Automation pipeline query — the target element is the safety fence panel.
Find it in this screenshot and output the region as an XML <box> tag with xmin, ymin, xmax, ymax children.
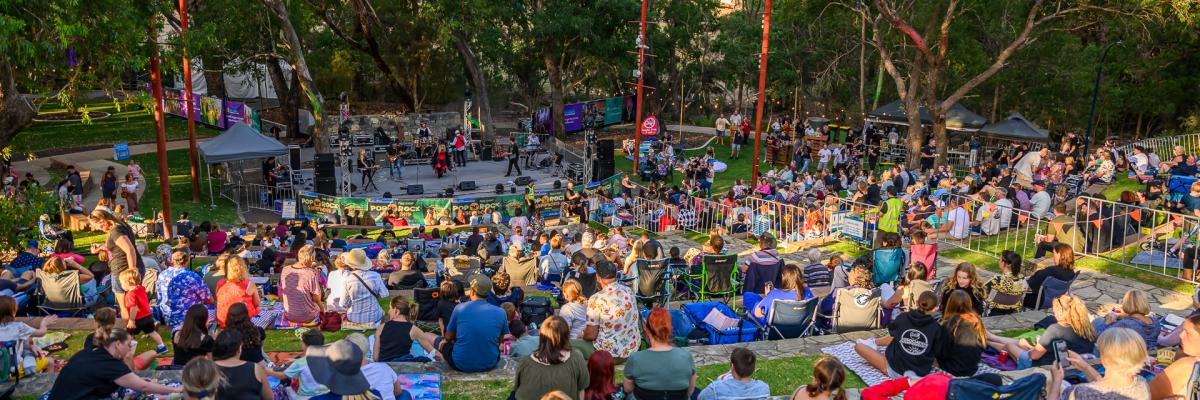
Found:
<box><xmin>931</xmin><ymin>193</ymin><xmax>1049</xmax><ymax>264</ymax></box>
<box><xmin>1070</xmin><ymin>195</ymin><xmax>1200</xmax><ymax>281</ymax></box>
<box><xmin>227</xmin><ymin>183</ymin><xmax>297</xmax><ymax>214</ymax></box>
<box><xmin>591</xmin><ymin>197</ymin><xmax>681</xmax><ymax>235</ymax></box>
<box><xmin>1115</xmin><ymin>134</ymin><xmax>1200</xmax><ymax>163</ymax></box>
<box><xmin>823</xmin><ymin>196</ymin><xmax>879</xmax><ymax>248</ymax></box>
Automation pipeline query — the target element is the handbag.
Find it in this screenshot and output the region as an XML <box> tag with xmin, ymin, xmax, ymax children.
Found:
<box><xmin>351</xmin><ymin>272</ymin><xmax>382</xmax><ymax>300</ymax></box>
<box><xmin>319</xmin><ymin>311</ymin><xmax>342</xmax><ymax>332</ymax></box>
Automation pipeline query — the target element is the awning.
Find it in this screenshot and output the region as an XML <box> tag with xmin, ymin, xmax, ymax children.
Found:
<box><xmin>866</xmin><ymin>100</ymin><xmax>988</xmax><ymax>131</ymax></box>
<box><xmin>979</xmin><ymin>113</ymin><xmax>1051</xmax><ymax>143</ymax></box>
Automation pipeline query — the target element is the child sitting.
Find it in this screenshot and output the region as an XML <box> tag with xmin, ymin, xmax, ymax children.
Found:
<box><xmin>282</xmin><ymin>329</ymin><xmax>330</xmax><ymax>398</ymax></box>
<box><xmin>698</xmin><ymin>348</ymin><xmax>770</xmax><ymax>399</ymax></box>
<box><xmin>119</xmin><ymin>269</ymin><xmax>168</xmax><ymax>354</ymax></box>
<box><xmin>508</xmin><ymin>320</ymin><xmax>537</xmax><ymax>359</ymax></box>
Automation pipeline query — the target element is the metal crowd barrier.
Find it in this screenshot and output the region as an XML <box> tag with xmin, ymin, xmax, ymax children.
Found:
<box><xmin>1115</xmin><ymin>134</ymin><xmax>1200</xmax><ymax>162</ymax></box>
<box><xmin>228</xmin><ymin>183</ymin><xmax>297</xmax><ymax>214</ymax></box>
<box><xmin>931</xmin><ymin>192</ymin><xmax>1049</xmax><ymax>263</ymax></box>
<box><xmin>822</xmin><ymin>196</ymin><xmax>879</xmax><ymax>248</ymax></box>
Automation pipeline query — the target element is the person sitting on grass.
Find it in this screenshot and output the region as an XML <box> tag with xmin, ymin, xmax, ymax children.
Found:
<box><xmin>281</xmin><ymin>329</ymin><xmax>330</xmax><ymax>398</ymax></box>
<box><xmin>437</xmin><ymin>274</ymin><xmax>510</xmax><ymax>372</ymax></box>
<box><xmin>1092</xmin><ymin>289</ymin><xmax>1162</xmax><ymax>352</ymax></box>
<box><xmin>854</xmin><ymin>291</ymin><xmax>943</xmax><ymax>379</ymax></box>
<box><xmin>48</xmin><ymin>328</ymin><xmax>181</xmax><ymax>400</ymax></box>
<box><xmin>171</xmin><ymin>305</ymin><xmax>215</xmax><ymax>368</ymax></box>
<box><xmin>512</xmin><ymin>316</ymin><xmax>590</xmax><ymax>400</ymax></box>
<box><xmin>180</xmin><ymin>358</ymin><xmax>223</xmax><ymax>400</ymax></box>
<box><xmin>346</xmin><ymin>333</ymin><xmax>404</xmax><ymax>400</ymax></box>
<box><xmin>119</xmin><ymin>269</ymin><xmax>168</xmax><ymax>354</ymax></box>
<box><xmin>216</xmin><ymin>256</ymin><xmax>261</xmax><ymax>327</ymax></box>
<box><xmin>487</xmin><ymin>271</ymin><xmax>525</xmax><ymax>308</ymax></box>
<box><xmin>697</xmin><ymin>347</ymin><xmax>770</xmax><ymax>400</ymax></box>
<box><xmin>226</xmin><ymin>303</ymin><xmax>287</xmax><ymax>381</ymax></box>
<box><xmin>791</xmin><ymin>357</ymin><xmax>848</xmax><ymax>400</ymax></box>
<box><xmin>937</xmin><ymin>290</ymin><xmax>987</xmax><ymax>377</ymax></box>
<box><xmin>987</xmin><ymin>294</ymin><xmax>1095</xmax><ymax>369</ymax></box>
<box><xmin>508</xmin><ymin>319</ymin><xmax>538</xmax><ymax>359</ymax></box>
<box><xmin>212</xmin><ymin>330</ymin><xmax>273</xmax><ymax>400</ymax></box>
<box><xmin>373</xmin><ymin>296</ymin><xmax>437</xmax><ymax>362</ymax></box>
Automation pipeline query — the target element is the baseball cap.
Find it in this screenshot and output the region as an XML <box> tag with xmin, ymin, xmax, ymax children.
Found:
<box><xmin>468</xmin><ymin>274</ymin><xmax>493</xmax><ymax>296</ymax></box>
<box><xmin>26</xmin><ymin>240</ymin><xmax>38</xmax><ymax>249</ymax></box>
<box><xmin>595</xmin><ymin>261</ymin><xmax>619</xmax><ymax>280</ymax></box>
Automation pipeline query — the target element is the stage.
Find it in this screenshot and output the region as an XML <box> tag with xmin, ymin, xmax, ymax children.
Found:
<box><xmin>289</xmin><ymin>147</ymin><xmax>568</xmax><ymax>199</ymax></box>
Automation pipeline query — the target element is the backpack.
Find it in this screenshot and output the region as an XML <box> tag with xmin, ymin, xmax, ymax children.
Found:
<box><xmin>520</xmin><ymin>296</ymin><xmax>553</xmax><ymax>326</ymax></box>
<box><xmin>945</xmin><ymin>373</ymin><xmax>1045</xmax><ymax>400</ymax></box>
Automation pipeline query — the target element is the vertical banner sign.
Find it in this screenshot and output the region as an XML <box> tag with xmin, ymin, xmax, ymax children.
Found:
<box><xmin>563</xmin><ymin>103</ymin><xmax>584</xmax><ymax>133</ymax></box>
<box><xmin>584</xmin><ymin>100</ymin><xmax>607</xmax><ymax>128</ymax></box>
<box><xmin>604</xmin><ymin>98</ymin><xmax>623</xmax><ymax>125</ymax></box>
<box><xmin>281</xmin><ymin>200</ymin><xmax>297</xmax><ymax>219</ymax></box>
<box><xmin>199</xmin><ymin>96</ymin><xmax>225</xmax><ymax>128</ymax></box>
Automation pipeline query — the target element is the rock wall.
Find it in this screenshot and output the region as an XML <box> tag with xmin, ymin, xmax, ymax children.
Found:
<box><xmin>324</xmin><ymin>112</ymin><xmax>463</xmax><ymax>138</ymax></box>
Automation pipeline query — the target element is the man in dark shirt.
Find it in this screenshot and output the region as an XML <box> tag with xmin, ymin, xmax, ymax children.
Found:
<box><xmin>505</xmin><ymin>141</ymin><xmax>522</xmax><ymax>177</ymax></box>
<box><xmin>1172</xmin><ymin>156</ymin><xmax>1199</xmax><ymax>177</ymax></box>
<box><xmin>8</xmin><ymin>240</ymin><xmax>45</xmax><ymax>276</ymax></box>
<box><xmin>920</xmin><ymin>139</ymin><xmax>936</xmax><ymax>170</ymax></box>
<box><xmin>464</xmin><ymin>227</ymin><xmax>486</xmax><ymax>257</ymax></box>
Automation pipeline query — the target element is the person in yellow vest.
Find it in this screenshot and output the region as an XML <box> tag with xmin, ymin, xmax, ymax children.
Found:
<box><xmin>878</xmin><ymin>186</ymin><xmax>905</xmax><ymax>236</ymax></box>
<box><xmin>525</xmin><ymin>181</ymin><xmax>537</xmax><ymax>216</ymax></box>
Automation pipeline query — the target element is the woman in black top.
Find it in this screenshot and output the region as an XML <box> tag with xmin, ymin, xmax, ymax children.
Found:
<box><xmin>1023</xmin><ymin>243</ymin><xmax>1077</xmax><ymax>308</ymax></box>
<box><xmin>49</xmin><ymin>329</ymin><xmax>180</xmax><ymax>400</ymax></box>
<box><xmin>374</xmin><ymin>296</ymin><xmax>436</xmax><ymax>362</ymax></box>
<box><xmin>435</xmin><ymin>281</ymin><xmax>461</xmax><ymax>334</ymax></box>
<box><xmin>173</xmin><ymin>304</ymin><xmax>215</xmax><ymax>367</ymax></box>
<box><xmin>938</xmin><ymin>290</ymin><xmax>986</xmax><ymax>376</ymax></box>
<box><xmin>212</xmin><ymin>330</ymin><xmax>272</xmax><ymax>400</ymax></box>
<box><xmin>101</xmin><ymin>168</ymin><xmax>118</xmax><ymax>201</ymax></box>
<box><xmin>89</xmin><ymin>209</ymin><xmax>145</xmax><ymax>319</ymax></box>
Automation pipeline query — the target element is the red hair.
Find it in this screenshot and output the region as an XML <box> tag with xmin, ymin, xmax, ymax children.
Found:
<box><xmin>584</xmin><ymin>350</ymin><xmax>618</xmax><ymax>400</ymax></box>
<box><xmin>644</xmin><ymin>307</ymin><xmax>673</xmax><ymax>344</ymax></box>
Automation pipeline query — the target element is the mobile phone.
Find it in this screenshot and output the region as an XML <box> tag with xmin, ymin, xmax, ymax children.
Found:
<box><xmin>1053</xmin><ymin>340</ymin><xmax>1069</xmax><ymax>365</ymax></box>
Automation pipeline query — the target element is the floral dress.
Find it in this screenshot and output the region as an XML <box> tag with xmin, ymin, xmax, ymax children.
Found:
<box><xmin>159</xmin><ymin>267</ymin><xmax>211</xmax><ymax>330</ymax></box>
<box><xmin>586</xmin><ymin>283</ymin><xmax>639</xmax><ymax>358</ymax></box>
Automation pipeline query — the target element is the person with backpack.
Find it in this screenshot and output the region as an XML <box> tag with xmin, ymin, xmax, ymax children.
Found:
<box><xmin>854</xmin><ymin>291</ymin><xmax>943</xmax><ymax>378</ymax></box>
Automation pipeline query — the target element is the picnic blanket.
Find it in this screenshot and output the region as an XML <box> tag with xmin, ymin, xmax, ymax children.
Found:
<box><xmin>1131</xmin><ymin>250</ymin><xmax>1184</xmax><ymax>270</ymax></box>
<box><xmin>397</xmin><ymin>374</ymin><xmax>442</xmax><ymax>399</ymax></box>
<box><xmin>821</xmin><ymin>341</ymin><xmax>1002</xmax><ymax>386</ymax></box>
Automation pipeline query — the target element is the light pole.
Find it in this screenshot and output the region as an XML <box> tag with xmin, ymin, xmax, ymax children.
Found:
<box><xmin>1082</xmin><ymin>40</ymin><xmax>1122</xmax><ymax>159</ymax></box>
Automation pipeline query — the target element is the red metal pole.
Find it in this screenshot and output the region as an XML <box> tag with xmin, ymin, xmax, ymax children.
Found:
<box><xmin>750</xmin><ymin>0</ymin><xmax>772</xmax><ymax>182</ymax></box>
<box><xmin>180</xmin><ymin>0</ymin><xmax>200</xmax><ymax>202</ymax></box>
<box><xmin>633</xmin><ymin>0</ymin><xmax>648</xmax><ymax>173</ymax></box>
<box><xmin>149</xmin><ymin>32</ymin><xmax>173</xmax><ymax>236</ymax></box>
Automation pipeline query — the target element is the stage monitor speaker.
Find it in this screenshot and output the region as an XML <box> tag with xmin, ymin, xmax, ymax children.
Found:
<box><xmin>314</xmin><ymin>153</ymin><xmax>336</xmax><ymax>180</ymax></box>
<box><xmin>289</xmin><ymin>146</ymin><xmax>302</xmax><ymax>170</ymax></box>
<box><xmin>514</xmin><ymin>176</ymin><xmax>532</xmax><ymax>186</ymax></box>
<box><xmin>458</xmin><ymin>181</ymin><xmax>477</xmax><ymax>191</ymax></box>
<box><xmin>553</xmin><ymin>180</ymin><xmax>562</xmax><ymax>189</ymax></box>
<box><xmin>592</xmin><ymin>160</ymin><xmax>615</xmax><ymax>181</ymax></box>
<box><xmin>315</xmin><ymin>177</ymin><xmax>337</xmax><ymax>196</ymax></box>
<box><xmin>495</xmin><ymin>184</ymin><xmax>505</xmax><ymax>194</ymax></box>
<box><xmin>596</xmin><ymin>140</ymin><xmax>615</xmax><ymax>161</ymax></box>
<box><xmin>406</xmin><ymin>185</ymin><xmax>424</xmax><ymax>195</ymax></box>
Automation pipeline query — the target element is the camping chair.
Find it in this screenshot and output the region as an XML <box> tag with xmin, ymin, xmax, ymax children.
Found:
<box><xmin>871</xmin><ymin>247</ymin><xmax>905</xmax><ymax>285</ymax></box>
<box><xmin>825</xmin><ymin>287</ymin><xmax>881</xmax><ymax>333</ymax></box>
<box><xmin>908</xmin><ymin>243</ymin><xmax>938</xmax><ymax>280</ymax></box>
<box><xmin>497</xmin><ymin>256</ymin><xmax>537</xmax><ymax>287</ymax></box>
<box><xmin>1035</xmin><ymin>273</ymin><xmax>1076</xmax><ymax>310</ymax></box>
<box><xmin>406</xmin><ymin>238</ymin><xmax>426</xmax><ymax>256</ymax></box>
<box><xmin>764</xmin><ymin>298</ymin><xmax>819</xmax><ymax>340</ymax></box>
<box><xmin>987</xmin><ymin>287</ymin><xmax>1026</xmax><ymax>316</ymax></box>
<box><xmin>901</xmin><ymin>280</ymin><xmax>933</xmax><ymax>312</ymax></box>
<box><xmin>946</xmin><ymin>371</ymin><xmax>1046</xmax><ymax>400</ymax></box>
<box><xmin>629</xmin><ymin>258</ymin><xmax>671</xmax><ymax>309</ymax></box>
<box><xmin>695</xmin><ymin>254</ymin><xmax>739</xmax><ymax>303</ymax></box>
<box><xmin>34</xmin><ymin>271</ymin><xmax>94</xmax><ymax>317</ymax></box>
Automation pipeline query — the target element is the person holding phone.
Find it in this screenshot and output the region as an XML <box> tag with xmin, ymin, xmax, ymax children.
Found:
<box><xmin>987</xmin><ymin>294</ymin><xmax>1096</xmax><ymax>369</ymax></box>
<box><xmin>1047</xmin><ymin>327</ymin><xmax>1151</xmax><ymax>400</ymax></box>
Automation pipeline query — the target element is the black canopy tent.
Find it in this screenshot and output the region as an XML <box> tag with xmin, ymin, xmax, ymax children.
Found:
<box><xmin>864</xmin><ymin>100</ymin><xmax>988</xmax><ymax>131</ymax></box>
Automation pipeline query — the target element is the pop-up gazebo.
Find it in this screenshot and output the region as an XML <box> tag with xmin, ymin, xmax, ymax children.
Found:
<box><xmin>199</xmin><ymin>122</ymin><xmax>288</xmax><ymax>206</ymax></box>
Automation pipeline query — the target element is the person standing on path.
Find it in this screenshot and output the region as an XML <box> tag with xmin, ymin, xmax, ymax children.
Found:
<box><xmin>120</xmin><ymin>173</ymin><xmax>139</xmax><ymax>214</ymax></box>
<box><xmin>715</xmin><ymin>114</ymin><xmax>730</xmax><ymax>145</ymax></box>
<box><xmin>506</xmin><ymin>140</ymin><xmax>522</xmax><ymax>177</ymax></box>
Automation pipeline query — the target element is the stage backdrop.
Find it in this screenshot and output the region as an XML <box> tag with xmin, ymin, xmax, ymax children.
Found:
<box><xmin>297</xmin><ymin>174</ymin><xmax>623</xmax><ymax>225</ymax></box>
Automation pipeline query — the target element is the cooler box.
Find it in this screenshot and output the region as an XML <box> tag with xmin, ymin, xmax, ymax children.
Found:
<box><xmin>682</xmin><ymin>302</ymin><xmax>759</xmax><ymax>344</ymax></box>
<box><xmin>344</xmin><ymin>242</ymin><xmax>385</xmax><ymax>259</ymax></box>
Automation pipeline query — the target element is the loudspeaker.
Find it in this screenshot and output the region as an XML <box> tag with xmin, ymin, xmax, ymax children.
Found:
<box><xmin>596</xmin><ymin>140</ymin><xmax>615</xmax><ymax>161</ymax></box>
<box><xmin>458</xmin><ymin>181</ymin><xmax>476</xmax><ymax>191</ymax></box>
<box><xmin>514</xmin><ymin>176</ymin><xmax>532</xmax><ymax>186</ymax></box>
<box><xmin>383</xmin><ymin>192</ymin><xmax>393</xmax><ymax>198</ymax></box>
<box><xmin>315</xmin><ymin>177</ymin><xmax>337</xmax><ymax>196</ymax></box>
<box><xmin>480</xmin><ymin>146</ymin><xmax>493</xmax><ymax>161</ymax></box>
<box><xmin>406</xmin><ymin>184</ymin><xmax>424</xmax><ymax>195</ymax></box>
<box><xmin>314</xmin><ymin>153</ymin><xmax>336</xmax><ymax>180</ymax></box>
<box><xmin>592</xmin><ymin>160</ymin><xmax>615</xmax><ymax>181</ymax></box>
<box><xmin>289</xmin><ymin>146</ymin><xmax>302</xmax><ymax>170</ymax></box>
<box><xmin>495</xmin><ymin>184</ymin><xmax>505</xmax><ymax>194</ymax></box>
<box><xmin>553</xmin><ymin>180</ymin><xmax>562</xmax><ymax>189</ymax></box>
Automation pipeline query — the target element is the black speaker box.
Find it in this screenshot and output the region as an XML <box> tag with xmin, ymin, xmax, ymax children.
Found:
<box><xmin>592</xmin><ymin>160</ymin><xmax>615</xmax><ymax>181</ymax></box>
<box><xmin>458</xmin><ymin>181</ymin><xmax>477</xmax><ymax>191</ymax></box>
<box><xmin>315</xmin><ymin>177</ymin><xmax>337</xmax><ymax>196</ymax></box>
<box><xmin>495</xmin><ymin>184</ymin><xmax>505</xmax><ymax>194</ymax></box>
<box><xmin>514</xmin><ymin>176</ymin><xmax>532</xmax><ymax>186</ymax></box>
<box><xmin>596</xmin><ymin>140</ymin><xmax>615</xmax><ymax>161</ymax></box>
<box><xmin>406</xmin><ymin>184</ymin><xmax>424</xmax><ymax>195</ymax></box>
<box><xmin>289</xmin><ymin>146</ymin><xmax>302</xmax><ymax>170</ymax></box>
<box><xmin>314</xmin><ymin>153</ymin><xmax>336</xmax><ymax>179</ymax></box>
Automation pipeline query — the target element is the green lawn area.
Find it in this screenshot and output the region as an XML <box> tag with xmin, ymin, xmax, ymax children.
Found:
<box><xmin>443</xmin><ymin>354</ymin><xmax>867</xmax><ymax>400</ymax></box>
<box><xmin>1100</xmin><ymin>175</ymin><xmax>1143</xmax><ymax>200</ymax></box>
<box><xmin>124</xmin><ymin>149</ymin><xmax>240</xmax><ymax>225</ymax></box>
<box><xmin>615</xmin><ymin>142</ymin><xmax>757</xmax><ymax>195</ymax></box>
<box><xmin>14</xmin><ymin>99</ymin><xmax>221</xmax><ymax>155</ymax></box>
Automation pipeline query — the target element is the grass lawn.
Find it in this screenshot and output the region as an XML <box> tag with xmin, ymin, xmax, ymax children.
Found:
<box><xmin>443</xmin><ymin>354</ymin><xmax>867</xmax><ymax>400</ymax></box>
<box><xmin>14</xmin><ymin>99</ymin><xmax>221</xmax><ymax>155</ymax></box>
<box><xmin>124</xmin><ymin>149</ymin><xmax>240</xmax><ymax>225</ymax></box>
<box><xmin>615</xmin><ymin>142</ymin><xmax>758</xmax><ymax>195</ymax></box>
<box><xmin>1100</xmin><ymin>175</ymin><xmax>1143</xmax><ymax>200</ymax></box>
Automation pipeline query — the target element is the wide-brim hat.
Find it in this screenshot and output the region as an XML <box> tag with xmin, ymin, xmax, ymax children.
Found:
<box><xmin>343</xmin><ymin>248</ymin><xmax>371</xmax><ymax>270</ymax></box>
<box><xmin>306</xmin><ymin>339</ymin><xmax>370</xmax><ymax>395</ymax></box>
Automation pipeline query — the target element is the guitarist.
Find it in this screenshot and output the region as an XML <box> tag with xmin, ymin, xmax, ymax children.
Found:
<box><xmin>386</xmin><ymin>142</ymin><xmax>403</xmax><ymax>180</ymax></box>
<box><xmin>357</xmin><ymin>149</ymin><xmax>381</xmax><ymax>192</ymax></box>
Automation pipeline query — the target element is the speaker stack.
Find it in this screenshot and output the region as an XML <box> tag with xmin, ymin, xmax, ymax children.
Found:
<box><xmin>592</xmin><ymin>139</ymin><xmax>615</xmax><ymax>181</ymax></box>
<box><xmin>314</xmin><ymin>153</ymin><xmax>337</xmax><ymax>195</ymax></box>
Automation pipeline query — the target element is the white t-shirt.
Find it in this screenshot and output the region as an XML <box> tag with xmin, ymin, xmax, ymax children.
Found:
<box><xmin>946</xmin><ymin>207</ymin><xmax>971</xmax><ymax>239</ymax></box>
<box><xmin>0</xmin><ymin>322</ymin><xmax>35</xmax><ymax>343</ymax></box>
<box><xmin>818</xmin><ymin>149</ymin><xmax>832</xmax><ymax>162</ymax></box>
<box><xmin>730</xmin><ymin>114</ymin><xmax>742</xmax><ymax>126</ymax></box>
<box><xmin>362</xmin><ymin>362</ymin><xmax>398</xmax><ymax>400</ymax></box>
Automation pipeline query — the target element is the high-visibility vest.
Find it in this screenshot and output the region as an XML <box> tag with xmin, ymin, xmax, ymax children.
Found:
<box><xmin>879</xmin><ymin>197</ymin><xmax>904</xmax><ymax>233</ymax></box>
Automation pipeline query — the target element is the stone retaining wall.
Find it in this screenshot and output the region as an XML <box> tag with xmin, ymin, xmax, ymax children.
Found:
<box><xmin>324</xmin><ymin>113</ymin><xmax>463</xmax><ymax>138</ymax></box>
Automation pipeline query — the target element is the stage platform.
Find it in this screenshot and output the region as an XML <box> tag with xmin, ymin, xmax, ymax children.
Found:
<box><xmin>292</xmin><ymin>157</ymin><xmax>567</xmax><ymax>199</ymax></box>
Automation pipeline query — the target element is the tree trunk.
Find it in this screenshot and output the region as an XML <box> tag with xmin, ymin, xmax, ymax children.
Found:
<box><xmin>932</xmin><ymin>117</ymin><xmax>949</xmax><ymax>166</ymax></box>
<box><xmin>0</xmin><ymin>63</ymin><xmax>36</xmax><ymax>153</ymax></box>
<box><xmin>990</xmin><ymin>83</ymin><xmax>1000</xmax><ymax>122</ymax></box>
<box><xmin>858</xmin><ymin>13</ymin><xmax>866</xmax><ymax>116</ymax></box>
<box><xmin>266</xmin><ymin>59</ymin><xmax>300</xmax><ymax>138</ymax></box>
<box><xmin>451</xmin><ymin>30</ymin><xmax>493</xmax><ymax>141</ymax></box>
<box><xmin>902</xmin><ymin>96</ymin><xmax>924</xmax><ymax>170</ymax></box>
<box><xmin>262</xmin><ymin>0</ymin><xmax>328</xmax><ymax>154</ymax></box>
<box><xmin>542</xmin><ymin>47</ymin><xmax>566</xmax><ymax>137</ymax></box>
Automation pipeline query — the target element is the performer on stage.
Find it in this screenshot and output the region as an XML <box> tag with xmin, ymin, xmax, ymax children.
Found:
<box><xmin>416</xmin><ymin>122</ymin><xmax>432</xmax><ymax>140</ymax></box>
<box><xmin>357</xmin><ymin>149</ymin><xmax>379</xmax><ymax>191</ymax></box>
<box><xmin>386</xmin><ymin>142</ymin><xmax>403</xmax><ymax>180</ymax></box>
<box><xmin>452</xmin><ymin>129</ymin><xmax>468</xmax><ymax>167</ymax></box>
<box><xmin>505</xmin><ymin>140</ymin><xmax>522</xmax><ymax>177</ymax></box>
<box><xmin>433</xmin><ymin>144</ymin><xmax>452</xmax><ymax>178</ymax></box>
